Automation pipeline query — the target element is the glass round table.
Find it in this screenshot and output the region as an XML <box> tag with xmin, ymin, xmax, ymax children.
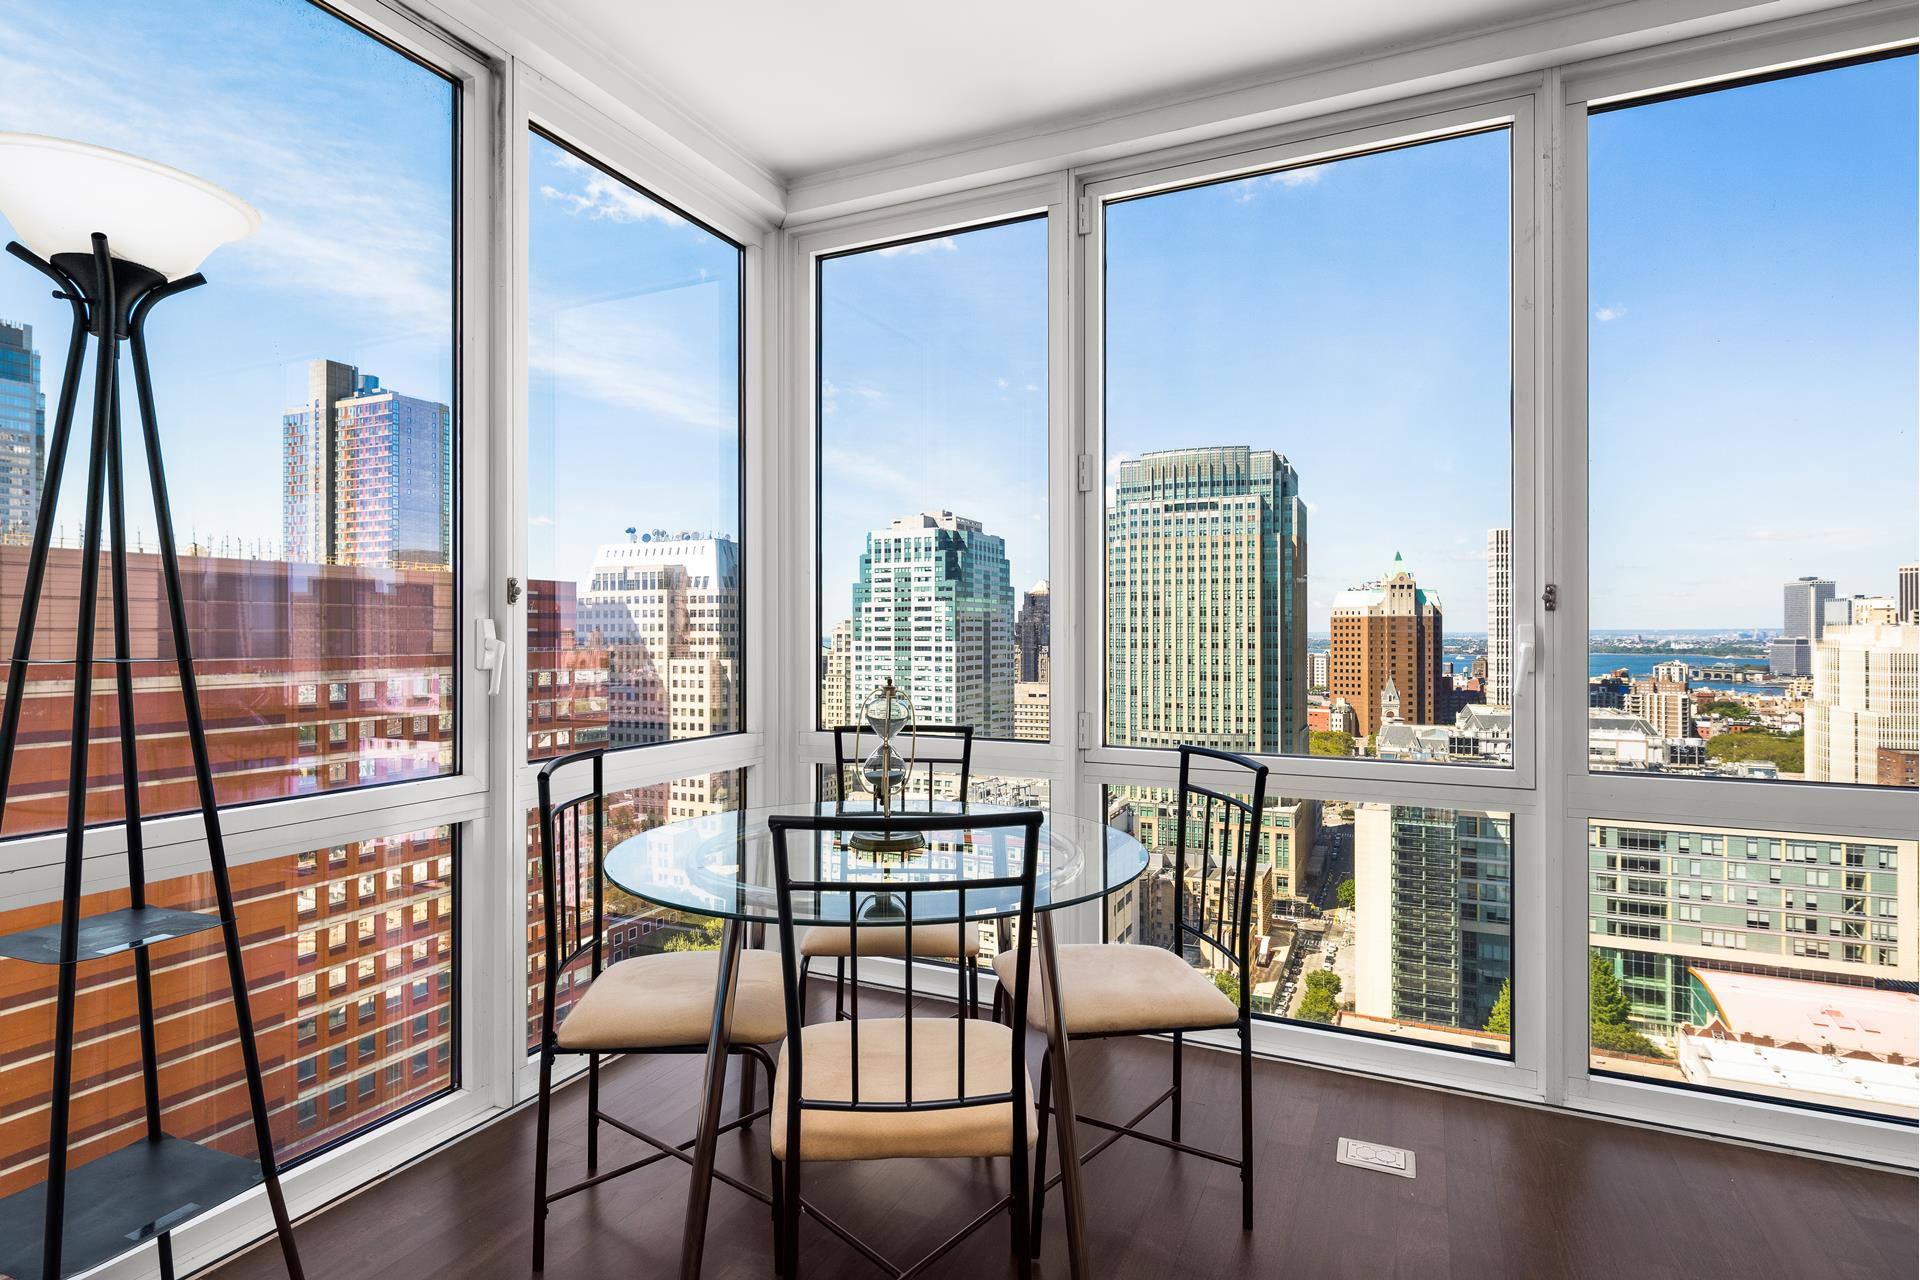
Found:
<box><xmin>603</xmin><ymin>800</ymin><xmax>1151</xmax><ymax>926</ymax></box>
<box><xmin>603</xmin><ymin>801</ymin><xmax>1146</xmax><ymax>1280</ymax></box>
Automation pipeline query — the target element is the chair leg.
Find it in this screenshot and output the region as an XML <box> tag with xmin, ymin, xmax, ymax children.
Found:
<box><xmin>990</xmin><ymin>979</ymin><xmax>1004</xmax><ymax>1025</ymax></box>
<box><xmin>834</xmin><ymin>956</ymin><xmax>846</xmax><ymax>1021</ymax></box>
<box><xmin>1240</xmin><ymin>1020</ymin><xmax>1254</xmax><ymax>1231</ymax></box>
<box><xmin>784</xmin><ymin>1152</ymin><xmax>804</xmax><ymax>1277</ymax></box>
<box><xmin>968</xmin><ymin>956</ymin><xmax>980</xmax><ymax>1019</ymax></box>
<box><xmin>1010</xmin><ymin>1118</ymin><xmax>1032</xmax><ymax>1277</ymax></box>
<box><xmin>770</xmin><ymin>1156</ymin><xmax>785</xmax><ymax>1276</ymax></box>
<box><xmin>736</xmin><ymin>1049</ymin><xmax>755</xmax><ymax>1131</ymax></box>
<box><xmin>1029</xmin><ymin>1050</ymin><xmax>1051</xmax><ymax>1258</ymax></box>
<box><xmin>798</xmin><ymin>955</ymin><xmax>812</xmax><ymax>1015</ymax></box>
<box><xmin>531</xmin><ymin>1047</ymin><xmax>555</xmax><ymax>1272</ymax></box>
<box><xmin>586</xmin><ymin>1051</ymin><xmax>600</xmax><ymax>1172</ymax></box>
<box><xmin>1171</xmin><ymin>1032</ymin><xmax>1184</xmax><ymax>1143</ymax></box>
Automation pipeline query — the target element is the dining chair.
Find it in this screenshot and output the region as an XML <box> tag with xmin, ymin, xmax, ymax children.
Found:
<box><xmin>800</xmin><ymin>724</ymin><xmax>982</xmax><ymax>1019</ymax></box>
<box><xmin>994</xmin><ymin>744</ymin><xmax>1268</xmax><ymax>1251</ymax></box>
<box><xmin>766</xmin><ymin>807</ymin><xmax>1048</xmax><ymax>1279</ymax></box>
<box><xmin>529</xmin><ymin>748</ymin><xmax>788</xmax><ymax>1273</ymax></box>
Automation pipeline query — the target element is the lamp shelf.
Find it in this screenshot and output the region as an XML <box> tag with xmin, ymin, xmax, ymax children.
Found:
<box><xmin>0</xmin><ymin>906</ymin><xmax>224</xmax><ymax>966</ymax></box>
<box><xmin>0</xmin><ymin>1136</ymin><xmax>264</xmax><ymax>1279</ymax></box>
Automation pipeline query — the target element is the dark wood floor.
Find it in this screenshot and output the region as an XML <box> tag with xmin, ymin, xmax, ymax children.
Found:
<box><xmin>208</xmin><ymin>984</ymin><xmax>1917</xmax><ymax>1279</ymax></box>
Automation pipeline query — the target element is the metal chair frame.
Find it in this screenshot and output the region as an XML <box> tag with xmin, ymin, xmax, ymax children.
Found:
<box><xmin>807</xmin><ymin>725</ymin><xmax>981</xmax><ymax>1019</ymax></box>
<box><xmin>529</xmin><ymin>748</ymin><xmax>778</xmax><ymax>1272</ymax></box>
<box><xmin>767</xmin><ymin>808</ymin><xmax>1046</xmax><ymax>1279</ymax></box>
<box><xmin>1009</xmin><ymin>744</ymin><xmax>1269</xmax><ymax>1253</ymax></box>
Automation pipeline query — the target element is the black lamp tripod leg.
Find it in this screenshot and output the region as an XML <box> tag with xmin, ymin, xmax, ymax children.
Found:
<box><xmin>41</xmin><ymin>238</ymin><xmax>123</xmax><ymax>1280</ymax></box>
<box><xmin>128</xmin><ymin>308</ymin><xmax>305</xmax><ymax>1280</ymax></box>
<box><xmin>106</xmin><ymin>391</ymin><xmax>166</xmax><ymax>1144</ymax></box>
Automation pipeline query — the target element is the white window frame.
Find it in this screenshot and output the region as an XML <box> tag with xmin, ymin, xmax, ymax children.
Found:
<box><xmin>780</xmin><ymin>175</ymin><xmax>1078</xmax><ymax>807</ymax></box>
<box><xmin>1078</xmin><ymin>88</ymin><xmax>1545</xmax><ymax>796</ymax></box>
<box><xmin>0</xmin><ymin>4</ymin><xmax>511</xmax><ymax>1275</ymax></box>
<box><xmin>509</xmin><ymin>67</ymin><xmax>775</xmax><ymax>1099</ymax></box>
<box><xmin>1074</xmin><ymin>85</ymin><xmax>1549</xmax><ymax>1100</ymax></box>
<box><xmin>1554</xmin><ymin>2</ymin><xmax>1919</xmax><ymax>1168</ymax></box>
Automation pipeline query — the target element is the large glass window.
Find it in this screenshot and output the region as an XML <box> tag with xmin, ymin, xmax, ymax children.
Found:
<box><xmin>1104</xmin><ymin>785</ymin><xmax>1512</xmax><ymax>1055</ymax></box>
<box><xmin>1102</xmin><ymin>128</ymin><xmax>1513</xmax><ymax>765</ymax></box>
<box><xmin>1587</xmin><ymin>54</ymin><xmax>1917</xmax><ymax>788</ymax></box>
<box><xmin>0</xmin><ymin>0</ymin><xmax>460</xmax><ymax>835</ymax></box>
<box><xmin>815</xmin><ymin>218</ymin><xmax>1049</xmax><ymax>742</ymax></box>
<box><xmin>0</xmin><ymin>826</ymin><xmax>456</xmax><ymax>1195</ymax></box>
<box><xmin>526</xmin><ymin>129</ymin><xmax>744</xmax><ymax>761</ymax></box>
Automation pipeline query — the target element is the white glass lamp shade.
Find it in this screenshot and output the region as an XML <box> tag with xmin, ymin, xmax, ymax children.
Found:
<box><xmin>0</xmin><ymin>134</ymin><xmax>259</xmax><ymax>280</ymax></box>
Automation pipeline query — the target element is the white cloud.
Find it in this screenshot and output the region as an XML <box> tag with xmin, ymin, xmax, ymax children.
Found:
<box><xmin>539</xmin><ymin>172</ymin><xmax>683</xmax><ymax>225</ymax></box>
<box><xmin>1595</xmin><ymin>305</ymin><xmax>1628</xmax><ymax>322</ymax></box>
<box><xmin>1024</xmin><ymin>383</ymin><xmax>1040</xmax><ymax>393</ymax></box>
<box><xmin>530</xmin><ymin>308</ymin><xmax>728</xmax><ymax>430</ymax></box>
<box><xmin>1269</xmin><ymin>165</ymin><xmax>1326</xmax><ymax>188</ymax></box>
<box><xmin>874</xmin><ymin>236</ymin><xmax>957</xmax><ymax>257</ymax></box>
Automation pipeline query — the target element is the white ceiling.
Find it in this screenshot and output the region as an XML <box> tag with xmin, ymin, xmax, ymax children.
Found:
<box><xmin>535</xmin><ymin>0</ymin><xmax>1610</xmax><ymax>181</ymax></box>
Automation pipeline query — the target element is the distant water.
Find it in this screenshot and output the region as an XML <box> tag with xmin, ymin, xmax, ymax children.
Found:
<box><xmin>1588</xmin><ymin>651</ymin><xmax>1782</xmax><ymax>691</ymax></box>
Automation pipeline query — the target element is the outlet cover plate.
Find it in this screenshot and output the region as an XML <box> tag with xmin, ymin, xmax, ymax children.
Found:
<box><xmin>1336</xmin><ymin>1137</ymin><xmax>1415</xmax><ymax>1178</ymax></box>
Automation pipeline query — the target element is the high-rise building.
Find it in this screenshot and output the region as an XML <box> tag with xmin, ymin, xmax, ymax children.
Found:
<box><xmin>578</xmin><ymin>532</ymin><xmax>741</xmax><ymax>751</ymax></box>
<box><xmin>1486</xmin><ymin>527</ymin><xmax>1512</xmax><ymax>709</ymax></box>
<box><xmin>1353</xmin><ymin>804</ymin><xmax>1512</xmax><ymax>1031</ymax></box>
<box><xmin>1768</xmin><ymin>635</ymin><xmax>1812</xmax><ymax>678</ymax></box>
<box><xmin>1016</xmin><ymin>580</ymin><xmax>1050</xmax><ymax>683</ymax></box>
<box><xmin>1901</xmin><ymin>565</ymin><xmax>1920</xmax><ymax>624</ymax></box>
<box><xmin>1105</xmin><ymin>446</ymin><xmax>1307</xmax><ymax>754</ymax></box>
<box><xmin>1588</xmin><ymin>820</ymin><xmax>1915</xmax><ymax>1035</ymax></box>
<box><xmin>1308</xmin><ymin>650</ymin><xmax>1331</xmax><ymax>690</ymax></box>
<box><xmin>1627</xmin><ymin>677</ymin><xmax>1694</xmax><ymax>743</ymax></box>
<box><xmin>820</xmin><ymin>617</ymin><xmax>854</xmax><ymax>728</ymax></box>
<box><xmin>1013</xmin><ymin>681</ymin><xmax>1050</xmax><ymax>742</ymax></box>
<box><xmin>1782</xmin><ymin>576</ymin><xmax>1836</xmax><ymax>643</ymax></box>
<box><xmin>0</xmin><ymin>320</ymin><xmax>45</xmax><ymax>542</ymax></box>
<box><xmin>283</xmin><ymin>359</ymin><xmax>451</xmax><ymax>568</ymax></box>
<box><xmin>852</xmin><ymin>511</ymin><xmax>1014</xmax><ymax>737</ymax></box>
<box><xmin>1803</xmin><ymin>621</ymin><xmax>1919</xmax><ymax>785</ymax></box>
<box><xmin>1330</xmin><ymin>553</ymin><xmax>1443</xmax><ymax>740</ymax></box>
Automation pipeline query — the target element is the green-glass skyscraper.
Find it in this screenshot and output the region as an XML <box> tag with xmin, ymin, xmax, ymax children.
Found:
<box><xmin>0</xmin><ymin>320</ymin><xmax>45</xmax><ymax>543</ymax></box>
<box><xmin>852</xmin><ymin>510</ymin><xmax>1015</xmax><ymax>737</ymax></box>
<box><xmin>1105</xmin><ymin>445</ymin><xmax>1307</xmax><ymax>753</ymax></box>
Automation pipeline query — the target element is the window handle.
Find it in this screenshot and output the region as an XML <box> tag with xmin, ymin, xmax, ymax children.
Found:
<box><xmin>475</xmin><ymin>618</ymin><xmax>508</xmax><ymax>697</ymax></box>
<box><xmin>1514</xmin><ymin>622</ymin><xmax>1536</xmax><ymax>684</ymax></box>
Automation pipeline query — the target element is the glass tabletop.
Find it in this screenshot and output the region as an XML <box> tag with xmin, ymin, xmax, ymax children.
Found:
<box><xmin>602</xmin><ymin>802</ymin><xmax>1152</xmax><ymax>925</ymax></box>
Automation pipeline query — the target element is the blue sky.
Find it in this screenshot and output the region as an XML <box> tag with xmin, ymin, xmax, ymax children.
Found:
<box><xmin>0</xmin><ymin>3</ymin><xmax>1910</xmax><ymax>637</ymax></box>
<box><xmin>526</xmin><ymin>132</ymin><xmax>741</xmax><ymax>588</ymax></box>
<box><xmin>0</xmin><ymin>0</ymin><xmax>454</xmax><ymax>556</ymax></box>
<box><xmin>818</xmin><ymin>219</ymin><xmax>1049</xmax><ymax>632</ymax></box>
<box><xmin>1107</xmin><ymin>129</ymin><xmax>1512</xmax><ymax>634</ymax></box>
<box><xmin>1589</xmin><ymin>54</ymin><xmax>1917</xmax><ymax>629</ymax></box>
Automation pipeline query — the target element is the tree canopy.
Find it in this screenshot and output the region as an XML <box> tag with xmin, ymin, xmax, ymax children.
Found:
<box><xmin>1296</xmin><ymin>969</ymin><xmax>1342</xmax><ymax>1024</ymax></box>
<box><xmin>1336</xmin><ymin>878</ymin><xmax>1356</xmax><ymax>910</ymax></box>
<box><xmin>1705</xmin><ymin>731</ymin><xmax>1803</xmax><ymax>773</ymax></box>
<box><xmin>1483</xmin><ymin>979</ymin><xmax>1512</xmax><ymax>1036</ymax></box>
<box><xmin>1310</xmin><ymin>730</ymin><xmax>1354</xmax><ymax>758</ymax></box>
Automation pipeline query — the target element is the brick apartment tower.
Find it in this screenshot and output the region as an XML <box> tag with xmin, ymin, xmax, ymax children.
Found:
<box><xmin>1330</xmin><ymin>553</ymin><xmax>1444</xmax><ymax>739</ymax></box>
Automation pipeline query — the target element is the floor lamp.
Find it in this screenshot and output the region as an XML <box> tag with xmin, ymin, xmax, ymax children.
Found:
<box><xmin>0</xmin><ymin>134</ymin><xmax>304</xmax><ymax>1280</ymax></box>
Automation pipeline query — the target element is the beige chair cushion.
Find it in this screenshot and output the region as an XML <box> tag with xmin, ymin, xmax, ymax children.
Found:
<box><xmin>555</xmin><ymin>949</ymin><xmax>788</xmax><ymax>1050</ymax></box>
<box><xmin>771</xmin><ymin>1018</ymin><xmax>1036</xmax><ymax>1162</ymax></box>
<box><xmin>992</xmin><ymin>944</ymin><xmax>1238</xmax><ymax>1036</ymax></box>
<box><xmin>799</xmin><ymin>923</ymin><xmax>981</xmax><ymax>960</ymax></box>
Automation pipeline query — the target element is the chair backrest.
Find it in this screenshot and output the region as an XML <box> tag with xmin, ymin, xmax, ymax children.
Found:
<box><xmin>829</xmin><ymin>723</ymin><xmax>974</xmax><ymax>811</ymax></box>
<box><xmin>1174</xmin><ymin>745</ymin><xmax>1270</xmax><ymax>1016</ymax></box>
<box><xmin>535</xmin><ymin>747</ymin><xmax>606</xmax><ymax>1050</ymax></box>
<box><xmin>768</xmin><ymin>808</ymin><xmax>1042</xmax><ymax>1130</ymax></box>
